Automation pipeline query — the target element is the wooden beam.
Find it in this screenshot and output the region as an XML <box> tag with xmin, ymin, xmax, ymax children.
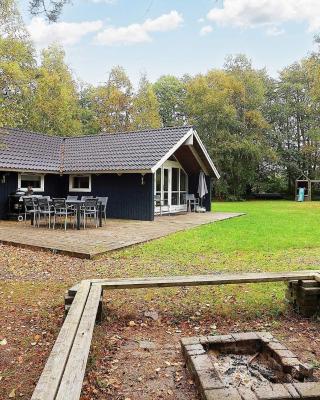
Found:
<box><xmin>31</xmin><ymin>280</ymin><xmax>91</xmax><ymax>400</ymax></box>
<box><xmin>91</xmin><ymin>271</ymin><xmax>318</xmax><ymax>290</ymax></box>
<box><xmin>68</xmin><ymin>282</ymin><xmax>81</xmax><ymax>297</ymax></box>
<box><xmin>32</xmin><ymin>270</ymin><xmax>320</xmax><ymax>400</ymax></box>
<box><xmin>56</xmin><ymin>284</ymin><xmax>102</xmax><ymax>400</ymax></box>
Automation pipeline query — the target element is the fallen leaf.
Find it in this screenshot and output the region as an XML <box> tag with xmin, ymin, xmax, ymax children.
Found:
<box><xmin>9</xmin><ymin>388</ymin><xmax>16</xmax><ymax>398</ymax></box>
<box><xmin>0</xmin><ymin>338</ymin><xmax>7</xmax><ymax>346</ymax></box>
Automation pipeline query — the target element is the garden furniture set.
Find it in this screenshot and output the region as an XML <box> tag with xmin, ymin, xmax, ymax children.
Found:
<box><xmin>22</xmin><ymin>195</ymin><xmax>108</xmax><ymax>230</ymax></box>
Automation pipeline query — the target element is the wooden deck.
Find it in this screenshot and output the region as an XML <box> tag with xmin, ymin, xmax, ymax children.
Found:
<box><xmin>0</xmin><ymin>212</ymin><xmax>244</xmax><ymax>258</ymax></box>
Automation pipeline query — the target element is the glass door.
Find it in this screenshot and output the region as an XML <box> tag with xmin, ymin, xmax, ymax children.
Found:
<box><xmin>154</xmin><ymin>167</ymin><xmax>170</xmax><ymax>214</ymax></box>
<box><xmin>154</xmin><ymin>161</ymin><xmax>188</xmax><ymax>215</ymax></box>
<box><xmin>162</xmin><ymin>167</ymin><xmax>170</xmax><ymax>213</ymax></box>
<box><xmin>170</xmin><ymin>167</ymin><xmax>188</xmax><ymax>212</ymax></box>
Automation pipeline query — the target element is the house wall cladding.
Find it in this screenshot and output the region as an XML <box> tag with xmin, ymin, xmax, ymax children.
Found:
<box><xmin>0</xmin><ymin>172</ymin><xmax>18</xmax><ymax>218</ymax></box>
<box><xmin>73</xmin><ymin>173</ymin><xmax>154</xmax><ymax>221</ymax></box>
<box><xmin>0</xmin><ymin>172</ymin><xmax>154</xmax><ymax>221</ymax></box>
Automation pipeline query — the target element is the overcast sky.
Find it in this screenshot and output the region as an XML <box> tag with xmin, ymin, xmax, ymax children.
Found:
<box><xmin>19</xmin><ymin>0</ymin><xmax>319</xmax><ymax>86</ymax></box>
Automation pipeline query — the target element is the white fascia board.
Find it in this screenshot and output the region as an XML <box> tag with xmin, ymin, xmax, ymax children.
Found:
<box><xmin>192</xmin><ymin>129</ymin><xmax>220</xmax><ymax>179</ymax></box>
<box><xmin>151</xmin><ymin>128</ymin><xmax>194</xmax><ymax>173</ymax></box>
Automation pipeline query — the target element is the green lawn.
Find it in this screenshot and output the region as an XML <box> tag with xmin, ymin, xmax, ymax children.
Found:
<box><xmin>108</xmin><ymin>201</ymin><xmax>320</xmax><ymax>318</ymax></box>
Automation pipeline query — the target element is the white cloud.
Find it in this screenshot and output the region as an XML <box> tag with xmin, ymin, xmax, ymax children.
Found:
<box><xmin>200</xmin><ymin>25</ymin><xmax>213</xmax><ymax>36</ymax></box>
<box><xmin>27</xmin><ymin>17</ymin><xmax>103</xmax><ymax>48</ymax></box>
<box><xmin>206</xmin><ymin>0</ymin><xmax>320</xmax><ymax>33</ymax></box>
<box><xmin>95</xmin><ymin>10</ymin><xmax>183</xmax><ymax>45</ymax></box>
<box><xmin>266</xmin><ymin>26</ymin><xmax>285</xmax><ymax>36</ymax></box>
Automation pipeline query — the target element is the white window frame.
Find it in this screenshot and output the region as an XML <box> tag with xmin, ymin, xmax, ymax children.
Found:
<box><xmin>154</xmin><ymin>160</ymin><xmax>188</xmax><ymax>214</ymax></box>
<box><xmin>18</xmin><ymin>173</ymin><xmax>45</xmax><ymax>192</ymax></box>
<box><xmin>69</xmin><ymin>174</ymin><xmax>92</xmax><ymax>193</ymax></box>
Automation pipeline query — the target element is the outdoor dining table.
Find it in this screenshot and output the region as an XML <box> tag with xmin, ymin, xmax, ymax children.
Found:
<box><xmin>66</xmin><ymin>199</ymin><xmax>103</xmax><ymax>230</ymax></box>
<box><xmin>29</xmin><ymin>198</ymin><xmax>103</xmax><ymax>230</ymax></box>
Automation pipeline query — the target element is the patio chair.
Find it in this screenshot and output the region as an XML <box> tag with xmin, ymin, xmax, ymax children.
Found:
<box><xmin>38</xmin><ymin>197</ymin><xmax>54</xmax><ymax>228</ymax></box>
<box><xmin>67</xmin><ymin>195</ymin><xmax>78</xmax><ymax>201</ymax></box>
<box><xmin>52</xmin><ymin>198</ymin><xmax>75</xmax><ymax>230</ymax></box>
<box><xmin>80</xmin><ymin>195</ymin><xmax>93</xmax><ymax>202</ymax></box>
<box><xmin>81</xmin><ymin>198</ymin><xmax>98</xmax><ymax>229</ymax></box>
<box><xmin>186</xmin><ymin>194</ymin><xmax>199</xmax><ymax>212</ymax></box>
<box><xmin>23</xmin><ymin>197</ymin><xmax>38</xmax><ymax>225</ymax></box>
<box><xmin>154</xmin><ymin>194</ymin><xmax>164</xmax><ymax>216</ymax></box>
<box><xmin>66</xmin><ymin>195</ymin><xmax>79</xmax><ymax>215</ymax></box>
<box><xmin>97</xmin><ymin>197</ymin><xmax>108</xmax><ymax>223</ymax></box>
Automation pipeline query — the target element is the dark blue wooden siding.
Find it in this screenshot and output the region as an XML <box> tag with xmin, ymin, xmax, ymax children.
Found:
<box><xmin>65</xmin><ymin>173</ymin><xmax>154</xmax><ymax>221</ymax></box>
<box><xmin>0</xmin><ymin>172</ymin><xmax>18</xmax><ymax>218</ymax></box>
<box><xmin>0</xmin><ymin>172</ymin><xmax>154</xmax><ymax>221</ymax></box>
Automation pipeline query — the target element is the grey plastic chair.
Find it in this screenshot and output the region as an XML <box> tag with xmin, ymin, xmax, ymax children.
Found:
<box><xmin>154</xmin><ymin>194</ymin><xmax>164</xmax><ymax>215</ymax></box>
<box><xmin>23</xmin><ymin>197</ymin><xmax>38</xmax><ymax>225</ymax></box>
<box><xmin>80</xmin><ymin>195</ymin><xmax>93</xmax><ymax>202</ymax></box>
<box><xmin>38</xmin><ymin>197</ymin><xmax>54</xmax><ymax>228</ymax></box>
<box><xmin>186</xmin><ymin>194</ymin><xmax>199</xmax><ymax>212</ymax></box>
<box><xmin>52</xmin><ymin>198</ymin><xmax>75</xmax><ymax>230</ymax></box>
<box><xmin>67</xmin><ymin>195</ymin><xmax>78</xmax><ymax>201</ymax></box>
<box><xmin>81</xmin><ymin>198</ymin><xmax>98</xmax><ymax>229</ymax></box>
<box><xmin>97</xmin><ymin>197</ymin><xmax>108</xmax><ymax>223</ymax></box>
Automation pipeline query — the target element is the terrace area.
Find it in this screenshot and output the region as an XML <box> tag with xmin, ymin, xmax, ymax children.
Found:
<box><xmin>0</xmin><ymin>211</ymin><xmax>243</xmax><ymax>259</ymax></box>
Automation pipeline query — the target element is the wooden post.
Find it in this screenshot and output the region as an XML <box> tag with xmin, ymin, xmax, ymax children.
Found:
<box><xmin>308</xmin><ymin>179</ymin><xmax>312</xmax><ymax>201</ymax></box>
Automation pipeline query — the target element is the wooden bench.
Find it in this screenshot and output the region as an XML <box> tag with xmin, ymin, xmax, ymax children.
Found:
<box><xmin>31</xmin><ymin>281</ymin><xmax>102</xmax><ymax>400</ymax></box>
<box><xmin>31</xmin><ymin>271</ymin><xmax>320</xmax><ymax>400</ymax></box>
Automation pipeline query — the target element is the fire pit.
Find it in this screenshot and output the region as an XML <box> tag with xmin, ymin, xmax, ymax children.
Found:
<box><xmin>181</xmin><ymin>332</ymin><xmax>320</xmax><ymax>400</ymax></box>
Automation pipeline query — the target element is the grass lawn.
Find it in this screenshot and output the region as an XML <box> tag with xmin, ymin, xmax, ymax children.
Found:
<box><xmin>0</xmin><ymin>200</ymin><xmax>319</xmax><ymax>399</ymax></box>
<box><xmin>111</xmin><ymin>200</ymin><xmax>320</xmax><ymax>317</ymax></box>
<box><xmin>122</xmin><ymin>200</ymin><xmax>320</xmax><ymax>270</ymax></box>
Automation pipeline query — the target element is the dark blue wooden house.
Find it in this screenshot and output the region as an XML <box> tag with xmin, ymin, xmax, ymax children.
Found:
<box><xmin>0</xmin><ymin>126</ymin><xmax>219</xmax><ymax>221</ymax></box>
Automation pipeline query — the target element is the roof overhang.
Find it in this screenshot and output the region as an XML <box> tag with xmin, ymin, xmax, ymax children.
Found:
<box><xmin>151</xmin><ymin>127</ymin><xmax>220</xmax><ymax>178</ymax></box>
<box><xmin>64</xmin><ymin>169</ymin><xmax>151</xmax><ymax>175</ymax></box>
<box><xmin>0</xmin><ymin>167</ymin><xmax>153</xmax><ymax>175</ymax></box>
<box><xmin>0</xmin><ymin>168</ymin><xmax>59</xmax><ymax>174</ymax></box>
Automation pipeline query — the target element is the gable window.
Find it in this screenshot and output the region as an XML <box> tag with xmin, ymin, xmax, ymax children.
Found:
<box><xmin>18</xmin><ymin>173</ymin><xmax>44</xmax><ymax>192</ymax></box>
<box><xmin>69</xmin><ymin>175</ymin><xmax>91</xmax><ymax>192</ymax></box>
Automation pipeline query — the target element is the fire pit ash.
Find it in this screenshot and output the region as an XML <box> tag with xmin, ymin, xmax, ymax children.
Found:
<box><xmin>181</xmin><ymin>332</ymin><xmax>320</xmax><ymax>400</ymax></box>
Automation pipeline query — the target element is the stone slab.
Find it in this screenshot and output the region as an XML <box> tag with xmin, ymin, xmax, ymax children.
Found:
<box><xmin>0</xmin><ymin>212</ymin><xmax>244</xmax><ymax>258</ymax></box>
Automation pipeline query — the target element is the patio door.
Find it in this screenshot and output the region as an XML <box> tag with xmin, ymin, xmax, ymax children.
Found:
<box><xmin>154</xmin><ymin>160</ymin><xmax>188</xmax><ymax>214</ymax></box>
<box><xmin>162</xmin><ymin>167</ymin><xmax>170</xmax><ymax>212</ymax></box>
